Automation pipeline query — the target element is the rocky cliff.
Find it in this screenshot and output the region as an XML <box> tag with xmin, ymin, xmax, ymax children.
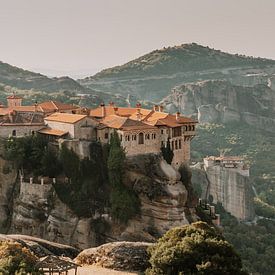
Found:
<box><xmin>191</xmin><ymin>163</ymin><xmax>254</xmax><ymax>221</ymax></box>
<box><xmin>161</xmin><ymin>80</ymin><xmax>275</xmax><ymax>132</ymax></box>
<box><xmin>1</xmin><ymin>153</ymin><xmax>198</xmax><ymax>250</ymax></box>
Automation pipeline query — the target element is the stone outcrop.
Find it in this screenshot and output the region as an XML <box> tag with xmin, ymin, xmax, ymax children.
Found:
<box><xmin>2</xmin><ymin>153</ymin><xmax>198</xmax><ymax>249</ymax></box>
<box><xmin>191</xmin><ymin>163</ymin><xmax>254</xmax><ymax>221</ymax></box>
<box><xmin>76</xmin><ymin>241</ymin><xmax>151</xmax><ymax>272</ymax></box>
<box><xmin>161</xmin><ymin>80</ymin><xmax>275</xmax><ymax>132</ymax></box>
<box><xmin>0</xmin><ymin>233</ymin><xmax>79</xmax><ymax>258</ymax></box>
<box><xmin>116</xmin><ymin>155</ymin><xmax>198</xmax><ymax>242</ymax></box>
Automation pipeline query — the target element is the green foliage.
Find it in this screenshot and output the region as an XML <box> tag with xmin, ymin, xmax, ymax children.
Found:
<box><xmin>216</xmin><ymin>203</ymin><xmax>275</xmax><ymax>274</ymax></box>
<box><xmin>161</xmin><ymin>138</ymin><xmax>174</xmax><ymax>164</ymax></box>
<box><xmin>108</xmin><ymin>132</ymin><xmax>140</xmax><ymax>223</ymax></box>
<box><xmin>254</xmin><ymin>198</ymin><xmax>275</xmax><ymax>219</ymax></box>
<box><xmin>55</xmin><ymin>141</ymin><xmax>109</xmax><ymax>217</ymax></box>
<box><xmin>146</xmin><ymin>221</ymin><xmax>246</xmax><ymax>275</ymax></box>
<box><xmin>4</xmin><ymin>135</ymin><xmax>60</xmax><ymax>177</ymax></box>
<box><xmin>60</xmin><ymin>145</ymin><xmax>80</xmax><ymax>182</ymax></box>
<box><xmin>0</xmin><ymin>241</ymin><xmax>41</xmax><ymax>275</ymax></box>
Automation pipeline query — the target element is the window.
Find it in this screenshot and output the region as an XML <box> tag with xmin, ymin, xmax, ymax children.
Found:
<box><xmin>179</xmin><ymin>139</ymin><xmax>182</xmax><ymax>149</ymax></box>
<box><xmin>12</xmin><ymin>130</ymin><xmax>16</xmax><ymax>136</ymax></box>
<box><xmin>132</xmin><ymin>135</ymin><xmax>136</xmax><ymax>141</ymax></box>
<box><xmin>145</xmin><ymin>133</ymin><xmax>150</xmax><ymax>140</ymax></box>
<box><xmin>172</xmin><ymin>141</ymin><xmax>174</xmax><ymax>150</ymax></box>
<box><xmin>151</xmin><ymin>133</ymin><xmax>156</xmax><ymax>139</ymax></box>
<box><xmin>104</xmin><ymin>133</ymin><xmax>109</xmax><ymax>139</ymax></box>
<box><xmin>138</xmin><ymin>133</ymin><xmax>144</xmax><ymax>144</ymax></box>
<box><xmin>175</xmin><ymin>140</ymin><xmax>178</xmax><ymax>150</ymax></box>
<box><xmin>172</xmin><ymin>127</ymin><xmax>181</xmax><ymax>137</ymax></box>
<box><xmin>161</xmin><ymin>129</ymin><xmax>164</xmax><ymax>134</ymax></box>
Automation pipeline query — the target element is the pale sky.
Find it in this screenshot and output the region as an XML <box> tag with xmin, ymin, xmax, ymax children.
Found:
<box><xmin>0</xmin><ymin>0</ymin><xmax>274</xmax><ymax>78</ymax></box>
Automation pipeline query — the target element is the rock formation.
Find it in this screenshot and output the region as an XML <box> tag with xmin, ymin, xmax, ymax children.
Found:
<box><xmin>1</xmin><ymin>153</ymin><xmax>198</xmax><ymax>250</ymax></box>
<box><xmin>76</xmin><ymin>241</ymin><xmax>151</xmax><ymax>272</ymax></box>
<box><xmin>191</xmin><ymin>162</ymin><xmax>254</xmax><ymax>221</ymax></box>
<box><xmin>161</xmin><ymin>80</ymin><xmax>275</xmax><ymax>132</ymax></box>
<box><xmin>0</xmin><ymin>233</ymin><xmax>79</xmax><ymax>258</ymax></box>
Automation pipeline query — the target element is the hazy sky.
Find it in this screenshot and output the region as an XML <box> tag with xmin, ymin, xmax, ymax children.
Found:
<box><xmin>0</xmin><ymin>0</ymin><xmax>274</xmax><ymax>78</ymax></box>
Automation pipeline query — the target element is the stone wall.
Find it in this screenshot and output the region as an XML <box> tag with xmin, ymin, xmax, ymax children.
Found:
<box><xmin>0</xmin><ymin>124</ymin><xmax>44</xmax><ymax>138</ymax></box>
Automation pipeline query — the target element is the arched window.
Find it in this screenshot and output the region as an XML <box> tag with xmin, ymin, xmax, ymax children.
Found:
<box><xmin>132</xmin><ymin>135</ymin><xmax>136</xmax><ymax>141</ymax></box>
<box><xmin>145</xmin><ymin>133</ymin><xmax>150</xmax><ymax>140</ymax></box>
<box><xmin>175</xmin><ymin>140</ymin><xmax>178</xmax><ymax>150</ymax></box>
<box><xmin>12</xmin><ymin>130</ymin><xmax>16</xmax><ymax>136</ymax></box>
<box><xmin>138</xmin><ymin>133</ymin><xmax>144</xmax><ymax>144</ymax></box>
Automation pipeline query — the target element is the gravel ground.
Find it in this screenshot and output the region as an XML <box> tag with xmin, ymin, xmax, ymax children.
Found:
<box><xmin>68</xmin><ymin>266</ymin><xmax>138</xmax><ymax>275</ymax></box>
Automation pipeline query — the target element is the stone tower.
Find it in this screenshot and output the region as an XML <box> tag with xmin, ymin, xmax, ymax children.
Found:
<box><xmin>7</xmin><ymin>93</ymin><xmax>22</xmax><ymax>107</ymax></box>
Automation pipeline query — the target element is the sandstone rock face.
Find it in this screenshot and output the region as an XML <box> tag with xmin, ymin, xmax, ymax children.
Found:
<box><xmin>191</xmin><ymin>164</ymin><xmax>254</xmax><ymax>221</ymax></box>
<box><xmin>9</xmin><ymin>183</ymin><xmax>96</xmax><ymax>250</ymax></box>
<box><xmin>0</xmin><ymin>153</ymin><xmax>17</xmax><ymax>232</ymax></box>
<box><xmin>0</xmin><ymin>233</ymin><xmax>79</xmax><ymax>258</ymax></box>
<box><xmin>118</xmin><ymin>155</ymin><xmax>198</xmax><ymax>242</ymax></box>
<box><xmin>161</xmin><ymin>80</ymin><xmax>275</xmax><ymax>132</ymax></box>
<box><xmin>5</xmin><ymin>153</ymin><xmax>197</xmax><ymax>249</ymax></box>
<box><xmin>76</xmin><ymin>241</ymin><xmax>151</xmax><ymax>272</ymax></box>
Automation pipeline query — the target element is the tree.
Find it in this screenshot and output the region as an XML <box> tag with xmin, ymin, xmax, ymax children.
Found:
<box><xmin>59</xmin><ymin>144</ymin><xmax>80</xmax><ymax>182</ymax></box>
<box><xmin>146</xmin><ymin>221</ymin><xmax>247</xmax><ymax>275</ymax></box>
<box><xmin>161</xmin><ymin>138</ymin><xmax>174</xmax><ymax>164</ymax></box>
<box><xmin>0</xmin><ymin>241</ymin><xmax>41</xmax><ymax>274</ymax></box>
<box><xmin>107</xmin><ymin>131</ymin><xmax>140</xmax><ymax>223</ymax></box>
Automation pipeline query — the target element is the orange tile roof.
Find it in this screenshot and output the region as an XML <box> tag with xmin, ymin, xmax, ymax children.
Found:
<box><xmin>38</xmin><ymin>101</ymin><xmax>77</xmax><ymax>113</ymax></box>
<box><xmin>90</xmin><ymin>104</ymin><xmax>197</xmax><ymax>128</ymax></box>
<box><xmin>0</xmin><ymin>106</ymin><xmax>44</xmax><ymax>115</ymax></box>
<box><xmin>101</xmin><ymin>115</ymin><xmax>157</xmax><ymax>130</ymax></box>
<box><xmin>38</xmin><ymin>128</ymin><xmax>68</xmax><ymax>136</ymax></box>
<box><xmin>45</xmin><ymin>113</ymin><xmax>87</xmax><ymax>124</ymax></box>
<box><xmin>90</xmin><ymin>105</ymin><xmax>151</xmax><ymax>118</ymax></box>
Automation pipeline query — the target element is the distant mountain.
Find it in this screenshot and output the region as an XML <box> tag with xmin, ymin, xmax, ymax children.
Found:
<box><xmin>0</xmin><ymin>61</ymin><xmax>85</xmax><ymax>93</ymax></box>
<box><xmin>79</xmin><ymin>43</ymin><xmax>275</xmax><ymax>101</ymax></box>
<box><xmin>0</xmin><ymin>61</ymin><xmax>128</xmax><ymax>107</ymax></box>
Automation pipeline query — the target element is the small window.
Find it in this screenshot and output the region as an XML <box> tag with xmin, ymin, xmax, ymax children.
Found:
<box><xmin>12</xmin><ymin>130</ymin><xmax>16</xmax><ymax>136</ymax></box>
<box><xmin>161</xmin><ymin>129</ymin><xmax>164</xmax><ymax>134</ymax></box>
<box><xmin>104</xmin><ymin>133</ymin><xmax>109</xmax><ymax>139</ymax></box>
<box><xmin>138</xmin><ymin>133</ymin><xmax>144</xmax><ymax>144</ymax></box>
<box><xmin>172</xmin><ymin>141</ymin><xmax>174</xmax><ymax>150</ymax></box>
<box><xmin>132</xmin><ymin>135</ymin><xmax>137</xmax><ymax>141</ymax></box>
<box><xmin>175</xmin><ymin>140</ymin><xmax>178</xmax><ymax>150</ymax></box>
<box><xmin>145</xmin><ymin>134</ymin><xmax>150</xmax><ymax>140</ymax></box>
<box><xmin>179</xmin><ymin>139</ymin><xmax>182</xmax><ymax>149</ymax></box>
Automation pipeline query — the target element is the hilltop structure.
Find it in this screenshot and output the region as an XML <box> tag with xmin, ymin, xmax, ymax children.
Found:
<box><xmin>0</xmin><ymin>95</ymin><xmax>197</xmax><ymax>167</ymax></box>
<box><xmin>202</xmin><ymin>156</ymin><xmax>254</xmax><ymax>220</ymax></box>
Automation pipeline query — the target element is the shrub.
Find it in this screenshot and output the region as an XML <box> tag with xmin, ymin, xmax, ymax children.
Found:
<box><xmin>0</xmin><ymin>241</ymin><xmax>41</xmax><ymax>274</ymax></box>
<box><xmin>146</xmin><ymin>221</ymin><xmax>247</xmax><ymax>275</ymax></box>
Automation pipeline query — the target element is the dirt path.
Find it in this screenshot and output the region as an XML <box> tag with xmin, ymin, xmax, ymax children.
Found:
<box><xmin>68</xmin><ymin>266</ymin><xmax>138</xmax><ymax>275</ymax></box>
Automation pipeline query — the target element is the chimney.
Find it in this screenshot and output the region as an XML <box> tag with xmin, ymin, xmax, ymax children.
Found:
<box><xmin>136</xmin><ymin>108</ymin><xmax>142</xmax><ymax>121</ymax></box>
<box><xmin>159</xmin><ymin>105</ymin><xmax>164</xmax><ymax>112</ymax></box>
<box><xmin>100</xmin><ymin>102</ymin><xmax>105</xmax><ymax>117</ymax></box>
<box><xmin>34</xmin><ymin>101</ymin><xmax>38</xmax><ymax>112</ymax></box>
<box><xmin>176</xmin><ymin>111</ymin><xmax>180</xmax><ymax>120</ymax></box>
<box><xmin>114</xmin><ymin>107</ymin><xmax>118</xmax><ymax>115</ymax></box>
<box><xmin>153</xmin><ymin>105</ymin><xmax>159</xmax><ymax>112</ymax></box>
<box><xmin>136</xmin><ymin>102</ymin><xmax>142</xmax><ymax>109</ymax></box>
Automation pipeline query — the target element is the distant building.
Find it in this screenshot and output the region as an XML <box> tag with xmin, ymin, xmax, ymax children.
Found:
<box><xmin>90</xmin><ymin>103</ymin><xmax>197</xmax><ymax>167</ymax></box>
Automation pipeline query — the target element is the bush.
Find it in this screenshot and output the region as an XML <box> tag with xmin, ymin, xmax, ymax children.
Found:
<box><xmin>146</xmin><ymin>222</ymin><xmax>247</xmax><ymax>275</ymax></box>
<box><xmin>0</xmin><ymin>241</ymin><xmax>41</xmax><ymax>274</ymax></box>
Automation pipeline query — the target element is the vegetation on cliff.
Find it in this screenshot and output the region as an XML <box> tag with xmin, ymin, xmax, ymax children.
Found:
<box><xmin>108</xmin><ymin>132</ymin><xmax>140</xmax><ymax>223</ymax></box>
<box><xmin>0</xmin><ymin>241</ymin><xmax>41</xmax><ymax>274</ymax></box>
<box><xmin>192</xmin><ymin>123</ymin><xmax>275</xmax><ymax>274</ymax></box>
<box><xmin>216</xmin><ymin>203</ymin><xmax>275</xmax><ymax>274</ymax></box>
<box><xmin>146</xmin><ymin>221</ymin><xmax>246</xmax><ymax>275</ymax></box>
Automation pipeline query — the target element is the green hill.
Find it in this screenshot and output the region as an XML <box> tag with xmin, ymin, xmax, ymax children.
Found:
<box><xmin>79</xmin><ymin>43</ymin><xmax>275</xmax><ymax>101</ymax></box>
